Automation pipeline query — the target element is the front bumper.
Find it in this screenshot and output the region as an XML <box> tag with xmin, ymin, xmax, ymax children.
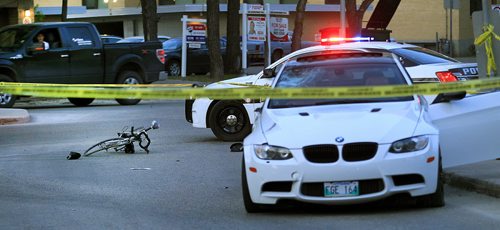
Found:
<box><xmin>243</xmin><ymin>137</ymin><xmax>439</xmax><ymax>205</ymax></box>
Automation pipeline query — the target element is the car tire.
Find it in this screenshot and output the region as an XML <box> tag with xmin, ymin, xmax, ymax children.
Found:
<box><xmin>167</xmin><ymin>60</ymin><xmax>181</xmax><ymax>77</ymax></box>
<box><xmin>68</xmin><ymin>98</ymin><xmax>94</xmax><ymax>107</ymax></box>
<box><xmin>0</xmin><ymin>74</ymin><xmax>16</xmax><ymax>108</ymax></box>
<box><xmin>242</xmin><ymin>157</ymin><xmax>266</xmax><ymax>213</ymax></box>
<box><xmin>115</xmin><ymin>70</ymin><xmax>143</xmax><ymax>105</ymax></box>
<box><xmin>209</xmin><ymin>101</ymin><xmax>251</xmax><ymax>141</ymax></box>
<box><xmin>271</xmin><ymin>50</ymin><xmax>283</xmax><ymax>63</ymax></box>
<box><xmin>416</xmin><ymin>152</ymin><xmax>445</xmax><ymax>208</ymax></box>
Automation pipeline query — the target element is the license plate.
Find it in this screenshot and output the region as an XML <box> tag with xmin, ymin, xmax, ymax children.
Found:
<box><xmin>324</xmin><ymin>181</ymin><xmax>359</xmax><ymax>197</ymax></box>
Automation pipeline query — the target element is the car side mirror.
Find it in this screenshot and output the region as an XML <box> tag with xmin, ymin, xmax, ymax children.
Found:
<box><xmin>431</xmin><ymin>91</ymin><xmax>466</xmax><ymax>104</ymax></box>
<box><xmin>262</xmin><ymin>68</ymin><xmax>275</xmax><ymax>78</ymax></box>
<box><xmin>230</xmin><ymin>143</ymin><xmax>243</xmax><ymax>152</ymax></box>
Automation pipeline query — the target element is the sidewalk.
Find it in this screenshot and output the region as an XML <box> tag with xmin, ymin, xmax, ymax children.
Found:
<box><xmin>0</xmin><ymin>108</ymin><xmax>29</xmax><ymax>125</ymax></box>
<box><xmin>444</xmin><ymin>160</ymin><xmax>500</xmax><ymax>198</ymax></box>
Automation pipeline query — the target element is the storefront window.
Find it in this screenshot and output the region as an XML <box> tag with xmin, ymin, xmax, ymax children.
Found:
<box><xmin>82</xmin><ymin>0</ymin><xmax>98</xmax><ymax>9</ymax></box>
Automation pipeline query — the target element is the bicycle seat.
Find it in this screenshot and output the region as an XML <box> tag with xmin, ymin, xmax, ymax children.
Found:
<box><xmin>67</xmin><ymin>151</ymin><xmax>81</xmax><ymax>160</ymax></box>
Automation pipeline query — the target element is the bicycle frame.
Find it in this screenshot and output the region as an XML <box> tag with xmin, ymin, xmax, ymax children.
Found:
<box><xmin>81</xmin><ymin>120</ymin><xmax>160</xmax><ymax>157</ymax></box>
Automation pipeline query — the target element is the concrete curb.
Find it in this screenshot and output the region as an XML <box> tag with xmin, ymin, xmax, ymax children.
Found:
<box><xmin>0</xmin><ymin>109</ymin><xmax>30</xmax><ymax>125</ymax></box>
<box><xmin>444</xmin><ymin>171</ymin><xmax>500</xmax><ymax>198</ymax></box>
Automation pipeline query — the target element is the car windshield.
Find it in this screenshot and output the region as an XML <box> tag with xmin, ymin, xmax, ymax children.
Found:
<box><xmin>162</xmin><ymin>38</ymin><xmax>181</xmax><ymax>50</ymax></box>
<box><xmin>391</xmin><ymin>47</ymin><xmax>458</xmax><ymax>65</ymax></box>
<box><xmin>0</xmin><ymin>26</ymin><xmax>36</xmax><ymax>51</ymax></box>
<box><xmin>268</xmin><ymin>62</ymin><xmax>414</xmax><ymax>109</ymax></box>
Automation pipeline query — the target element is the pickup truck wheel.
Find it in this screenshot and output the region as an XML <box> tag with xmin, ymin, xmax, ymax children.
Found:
<box><xmin>115</xmin><ymin>70</ymin><xmax>143</xmax><ymax>105</ymax></box>
<box><xmin>271</xmin><ymin>50</ymin><xmax>283</xmax><ymax>63</ymax></box>
<box><xmin>167</xmin><ymin>60</ymin><xmax>181</xmax><ymax>77</ymax></box>
<box><xmin>209</xmin><ymin>101</ymin><xmax>251</xmax><ymax>141</ymax></box>
<box><xmin>68</xmin><ymin>98</ymin><xmax>94</xmax><ymax>107</ymax></box>
<box><xmin>0</xmin><ymin>75</ymin><xmax>16</xmax><ymax>108</ymax></box>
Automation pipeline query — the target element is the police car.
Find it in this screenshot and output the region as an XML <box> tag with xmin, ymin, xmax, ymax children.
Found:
<box><xmin>185</xmin><ymin>41</ymin><xmax>478</xmax><ymax>141</ymax></box>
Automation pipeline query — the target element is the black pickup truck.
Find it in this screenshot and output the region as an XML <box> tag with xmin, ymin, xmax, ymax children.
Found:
<box><xmin>0</xmin><ymin>22</ymin><xmax>166</xmax><ymax>108</ymax></box>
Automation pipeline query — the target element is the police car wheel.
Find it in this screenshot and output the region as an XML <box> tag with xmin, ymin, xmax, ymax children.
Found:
<box><xmin>209</xmin><ymin>101</ymin><xmax>251</xmax><ymax>142</ymax></box>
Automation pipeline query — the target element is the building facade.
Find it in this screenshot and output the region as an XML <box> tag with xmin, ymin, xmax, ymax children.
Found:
<box><xmin>1</xmin><ymin>0</ymin><xmax>498</xmax><ymax>57</ymax></box>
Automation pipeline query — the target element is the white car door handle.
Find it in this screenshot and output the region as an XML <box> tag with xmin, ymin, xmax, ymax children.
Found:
<box><xmin>93</xmin><ymin>53</ymin><xmax>101</xmax><ymax>56</ymax></box>
<box><xmin>60</xmin><ymin>54</ymin><xmax>69</xmax><ymax>58</ymax></box>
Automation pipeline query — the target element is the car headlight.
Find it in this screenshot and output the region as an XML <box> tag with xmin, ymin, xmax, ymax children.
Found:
<box><xmin>253</xmin><ymin>144</ymin><xmax>293</xmax><ymax>160</ymax></box>
<box><xmin>389</xmin><ymin>135</ymin><xmax>429</xmax><ymax>153</ymax></box>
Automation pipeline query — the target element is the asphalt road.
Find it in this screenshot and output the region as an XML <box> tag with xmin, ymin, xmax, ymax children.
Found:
<box><xmin>1</xmin><ymin>99</ymin><xmax>500</xmax><ymax>229</ymax></box>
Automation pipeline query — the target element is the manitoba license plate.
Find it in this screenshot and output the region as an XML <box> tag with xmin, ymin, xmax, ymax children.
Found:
<box><xmin>324</xmin><ymin>181</ymin><xmax>359</xmax><ymax>197</ymax></box>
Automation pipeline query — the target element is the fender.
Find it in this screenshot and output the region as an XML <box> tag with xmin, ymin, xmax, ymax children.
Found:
<box><xmin>0</xmin><ymin>59</ymin><xmax>20</xmax><ymax>82</ymax></box>
<box><xmin>107</xmin><ymin>54</ymin><xmax>146</xmax><ymax>83</ymax></box>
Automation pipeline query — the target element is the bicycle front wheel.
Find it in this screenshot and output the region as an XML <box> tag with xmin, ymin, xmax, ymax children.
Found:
<box><xmin>83</xmin><ymin>138</ymin><xmax>130</xmax><ymax>157</ymax></box>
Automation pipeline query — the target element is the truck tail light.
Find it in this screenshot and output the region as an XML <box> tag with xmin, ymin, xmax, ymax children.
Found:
<box><xmin>156</xmin><ymin>49</ymin><xmax>165</xmax><ymax>64</ymax></box>
<box><xmin>435</xmin><ymin>71</ymin><xmax>458</xmax><ymax>82</ymax></box>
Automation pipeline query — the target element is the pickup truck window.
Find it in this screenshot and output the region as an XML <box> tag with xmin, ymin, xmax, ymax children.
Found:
<box><xmin>67</xmin><ymin>26</ymin><xmax>95</xmax><ymax>48</ymax></box>
<box><xmin>34</xmin><ymin>28</ymin><xmax>63</xmax><ymax>49</ymax></box>
<box><xmin>0</xmin><ymin>26</ymin><xmax>35</xmax><ymax>51</ymax></box>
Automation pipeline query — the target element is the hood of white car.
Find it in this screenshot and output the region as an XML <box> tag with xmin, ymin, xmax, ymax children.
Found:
<box><xmin>204</xmin><ymin>74</ymin><xmax>259</xmax><ymax>89</ymax></box>
<box><xmin>260</xmin><ymin>101</ymin><xmax>422</xmax><ymax>148</ymax></box>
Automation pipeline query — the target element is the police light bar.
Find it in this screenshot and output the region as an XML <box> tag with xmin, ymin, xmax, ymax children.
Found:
<box><xmin>320</xmin><ymin>37</ymin><xmax>374</xmax><ymax>46</ymax></box>
<box><xmin>320</xmin><ymin>37</ymin><xmax>374</xmax><ymax>43</ymax></box>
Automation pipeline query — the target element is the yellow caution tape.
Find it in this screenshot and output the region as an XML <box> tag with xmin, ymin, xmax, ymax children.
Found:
<box><xmin>1</xmin><ymin>77</ymin><xmax>499</xmax><ymax>100</ymax></box>
<box><xmin>0</xmin><ymin>82</ymin><xmax>193</xmax><ymax>88</ymax></box>
<box><xmin>474</xmin><ymin>24</ymin><xmax>500</xmax><ymax>76</ymax></box>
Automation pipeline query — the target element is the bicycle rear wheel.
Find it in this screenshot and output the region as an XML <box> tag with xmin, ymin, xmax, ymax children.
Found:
<box><xmin>83</xmin><ymin>138</ymin><xmax>129</xmax><ymax>157</ymax></box>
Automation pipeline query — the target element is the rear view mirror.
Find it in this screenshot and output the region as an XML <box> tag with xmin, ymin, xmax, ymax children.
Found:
<box><xmin>230</xmin><ymin>143</ymin><xmax>243</xmax><ymax>152</ymax></box>
<box><xmin>431</xmin><ymin>91</ymin><xmax>466</xmax><ymax>104</ymax></box>
<box><xmin>262</xmin><ymin>68</ymin><xmax>275</xmax><ymax>78</ymax></box>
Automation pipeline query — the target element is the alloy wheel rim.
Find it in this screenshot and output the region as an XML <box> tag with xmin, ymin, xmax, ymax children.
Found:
<box><xmin>171</xmin><ymin>63</ymin><xmax>180</xmax><ymax>76</ymax></box>
<box><xmin>0</xmin><ymin>93</ymin><xmax>12</xmax><ymax>105</ymax></box>
<box><xmin>124</xmin><ymin>77</ymin><xmax>139</xmax><ymax>84</ymax></box>
<box><xmin>218</xmin><ymin>107</ymin><xmax>245</xmax><ymax>134</ymax></box>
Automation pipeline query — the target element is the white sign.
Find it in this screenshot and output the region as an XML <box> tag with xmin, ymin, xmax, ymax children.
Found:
<box><xmin>248</xmin><ymin>16</ymin><xmax>266</xmax><ymax>41</ymax></box>
<box><xmin>270</xmin><ymin>17</ymin><xmax>289</xmax><ymax>42</ymax></box>
<box><xmin>248</xmin><ymin>4</ymin><xmax>264</xmax><ymax>14</ymax></box>
<box><xmin>186</xmin><ymin>23</ymin><xmax>206</xmax><ymax>44</ymax></box>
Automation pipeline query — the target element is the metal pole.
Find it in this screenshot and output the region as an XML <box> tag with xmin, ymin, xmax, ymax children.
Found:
<box><xmin>181</xmin><ymin>15</ymin><xmax>187</xmax><ymax>78</ymax></box>
<box><xmin>242</xmin><ymin>3</ymin><xmax>248</xmax><ymax>73</ymax></box>
<box><xmin>265</xmin><ymin>3</ymin><xmax>271</xmax><ymax>66</ymax></box>
<box><xmin>482</xmin><ymin>0</ymin><xmax>490</xmax><ymax>26</ymax></box>
<box><xmin>449</xmin><ymin>4</ymin><xmax>453</xmax><ymax>57</ymax></box>
<box><xmin>340</xmin><ymin>0</ymin><xmax>346</xmax><ymax>39</ymax></box>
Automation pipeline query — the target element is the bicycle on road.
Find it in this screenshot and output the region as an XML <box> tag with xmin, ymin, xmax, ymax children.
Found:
<box><xmin>83</xmin><ymin>120</ymin><xmax>160</xmax><ymax>157</ymax></box>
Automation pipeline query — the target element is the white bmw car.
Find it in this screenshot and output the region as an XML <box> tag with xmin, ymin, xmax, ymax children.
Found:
<box><xmin>185</xmin><ymin>42</ymin><xmax>478</xmax><ymax>142</ymax></box>
<box><xmin>240</xmin><ymin>50</ymin><xmax>468</xmax><ymax>212</ymax></box>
